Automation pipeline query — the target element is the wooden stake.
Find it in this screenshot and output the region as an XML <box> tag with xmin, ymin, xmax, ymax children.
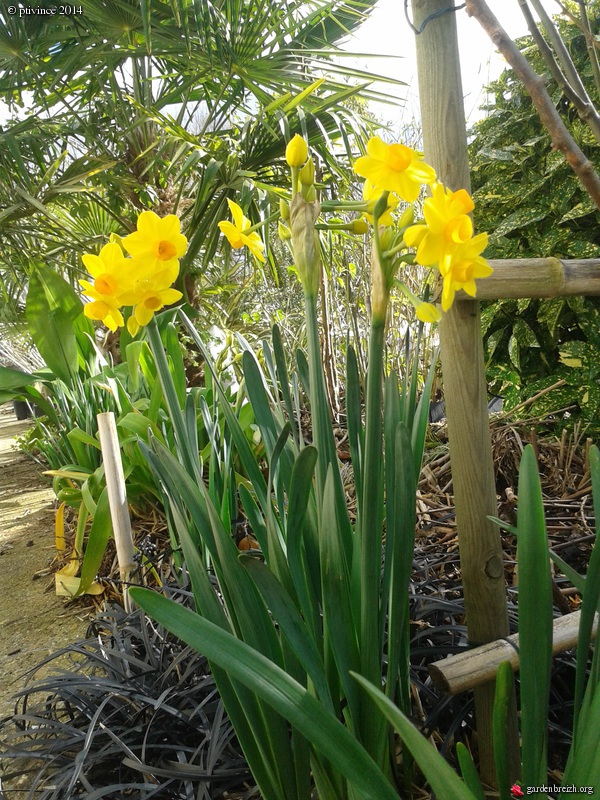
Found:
<box><xmin>411</xmin><ymin>0</ymin><xmax>519</xmax><ymax>784</ymax></box>
<box><xmin>429</xmin><ymin>610</ymin><xmax>597</xmax><ymax>695</ymax></box>
<box><xmin>97</xmin><ymin>411</ymin><xmax>137</xmax><ymax>613</ymax></box>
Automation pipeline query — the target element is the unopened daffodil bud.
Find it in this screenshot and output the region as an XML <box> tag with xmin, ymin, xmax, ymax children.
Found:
<box><xmin>348</xmin><ymin>218</ymin><xmax>369</xmax><ymax>235</ymax></box>
<box><xmin>286</xmin><ymin>134</ymin><xmax>308</xmax><ymax>168</ymax></box>
<box><xmin>290</xmin><ymin>192</ymin><xmax>321</xmax><ymax>297</ymax></box>
<box><xmin>378</xmin><ymin>226</ymin><xmax>396</xmax><ymax>253</ymax></box>
<box><xmin>416</xmin><ymin>302</ymin><xmax>442</xmax><ymax>323</ymax></box>
<box><xmin>302</xmin><ymin>184</ymin><xmax>317</xmax><ymax>203</ymax></box>
<box><xmin>371</xmin><ymin>240</ymin><xmax>390</xmax><ymax>323</ymax></box>
<box><xmin>372</xmin><ymin>190</ymin><xmax>390</xmax><ymax>221</ymax></box>
<box><xmin>278</xmin><ymin>220</ymin><xmax>292</xmax><ymax>241</ymax></box>
<box><xmin>398</xmin><ymin>205</ymin><xmax>414</xmax><ymax>229</ymax></box>
<box><xmin>299</xmin><ymin>157</ymin><xmax>315</xmax><ymax>187</ymax></box>
<box><xmin>279</xmin><ymin>199</ymin><xmax>290</xmax><ymax>221</ymax></box>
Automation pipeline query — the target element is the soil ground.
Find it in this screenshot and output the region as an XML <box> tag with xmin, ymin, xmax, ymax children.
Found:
<box><xmin>0</xmin><ymin>404</ymin><xmax>90</xmax><ymax>722</ymax></box>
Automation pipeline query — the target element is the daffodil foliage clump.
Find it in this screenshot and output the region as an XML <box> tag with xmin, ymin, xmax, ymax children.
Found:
<box><xmin>81</xmin><ymin>134</ymin><xmax>498</xmax><ymax>800</ymax></box>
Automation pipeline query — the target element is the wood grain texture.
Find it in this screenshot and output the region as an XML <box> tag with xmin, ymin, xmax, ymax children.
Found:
<box><xmin>429</xmin><ymin>610</ymin><xmax>598</xmax><ymax>695</ymax></box>
<box><xmin>412</xmin><ymin>0</ymin><xmax>517</xmax><ymax>782</ymax></box>
<box><xmin>460</xmin><ymin>258</ymin><xmax>600</xmax><ymax>300</ymax></box>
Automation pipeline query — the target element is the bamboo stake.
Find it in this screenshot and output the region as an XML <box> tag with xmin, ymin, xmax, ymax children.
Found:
<box><xmin>411</xmin><ymin>0</ymin><xmax>519</xmax><ymax>784</ymax></box>
<box><xmin>429</xmin><ymin>610</ymin><xmax>598</xmax><ymax>695</ymax></box>
<box><xmin>459</xmin><ymin>257</ymin><xmax>600</xmax><ymax>300</ymax></box>
<box><xmin>97</xmin><ymin>411</ymin><xmax>137</xmax><ymax>613</ymax></box>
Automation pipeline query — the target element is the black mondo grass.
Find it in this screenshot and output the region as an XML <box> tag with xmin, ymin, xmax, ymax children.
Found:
<box><xmin>0</xmin><ymin>584</ymin><xmax>253</xmax><ymax>800</ymax></box>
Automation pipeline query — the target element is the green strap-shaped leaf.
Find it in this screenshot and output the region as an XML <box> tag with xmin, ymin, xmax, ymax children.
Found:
<box><xmin>573</xmin><ymin>444</ymin><xmax>600</xmax><ymax>731</ymax></box>
<box><xmin>26</xmin><ymin>270</ymin><xmax>79</xmax><ymax>385</ymax></box>
<box><xmin>286</xmin><ymin>446</ymin><xmax>321</xmax><ymax>638</ymax></box>
<box><xmin>76</xmin><ymin>487</ymin><xmax>112</xmax><ymax>596</ymax></box>
<box><xmin>517</xmin><ymin>445</ymin><xmax>552</xmax><ymax>787</ymax></box>
<box><xmin>411</xmin><ymin>348</ymin><xmax>438</xmax><ymax>483</ymax></box>
<box><xmin>241</xmin><ymin>555</ymin><xmax>334</xmax><ymax>713</ymax></box>
<box><xmin>456</xmin><ymin>743</ymin><xmax>486</xmax><ymax>800</ymax></box>
<box><xmin>352</xmin><ymin>674</ymin><xmax>479</xmax><ymax>800</ymax></box>
<box><xmin>492</xmin><ymin>661</ymin><xmax>516</xmax><ymax>800</ymax></box>
<box><xmin>129</xmin><ymin>587</ymin><xmax>401</xmax><ymax>800</ymax></box>
<box><xmin>272</xmin><ymin>324</ymin><xmax>299</xmax><ymax>446</ymax></box>
<box><xmin>346</xmin><ymin>345</ymin><xmax>364</xmax><ymax>510</ymax></box>
<box><xmin>321</xmin><ymin>467</ymin><xmax>361</xmax><ymax>731</ymax></box>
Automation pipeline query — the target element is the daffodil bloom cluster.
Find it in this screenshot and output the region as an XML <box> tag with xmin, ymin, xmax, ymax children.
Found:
<box><xmin>80</xmin><ymin>211</ymin><xmax>187</xmax><ymax>335</ymax></box>
<box><xmin>404</xmin><ymin>183</ymin><xmax>493</xmax><ymax>310</ymax></box>
<box><xmin>353</xmin><ymin>135</ymin><xmax>492</xmax><ymax>316</ymax></box>
<box><xmin>215</xmin><ymin>133</ymin><xmax>491</xmax><ymax>321</ymax></box>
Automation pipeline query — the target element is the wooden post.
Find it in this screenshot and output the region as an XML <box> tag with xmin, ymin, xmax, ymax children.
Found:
<box><xmin>411</xmin><ymin>0</ymin><xmax>519</xmax><ymax>784</ymax></box>
<box><xmin>97</xmin><ymin>412</ymin><xmax>137</xmax><ymax>613</ymax></box>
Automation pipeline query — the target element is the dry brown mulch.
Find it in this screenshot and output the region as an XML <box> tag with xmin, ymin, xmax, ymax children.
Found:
<box><xmin>416</xmin><ymin>417</ymin><xmax>595</xmax><ymax>607</ymax></box>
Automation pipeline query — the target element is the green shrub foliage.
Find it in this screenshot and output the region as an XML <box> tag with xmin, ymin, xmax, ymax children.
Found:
<box><xmin>469</xmin><ymin>3</ymin><xmax>600</xmax><ymax>426</ymax></box>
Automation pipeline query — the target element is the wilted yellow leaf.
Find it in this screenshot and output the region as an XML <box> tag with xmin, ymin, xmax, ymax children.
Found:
<box><xmin>55</xmin><ymin>501</ymin><xmax>66</xmax><ymax>552</ymax></box>
<box><xmin>55</xmin><ymin>574</ymin><xmax>104</xmax><ymax>597</ymax></box>
<box><xmin>57</xmin><ymin>558</ymin><xmax>81</xmax><ymax>577</ymax></box>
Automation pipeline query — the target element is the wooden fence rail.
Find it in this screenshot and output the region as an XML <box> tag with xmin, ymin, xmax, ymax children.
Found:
<box><xmin>461</xmin><ymin>258</ymin><xmax>600</xmax><ymax>300</ymax></box>
<box><xmin>429</xmin><ymin>611</ymin><xmax>599</xmax><ymax>695</ymax></box>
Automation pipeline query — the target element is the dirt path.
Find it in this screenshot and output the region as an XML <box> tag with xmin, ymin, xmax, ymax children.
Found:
<box><xmin>0</xmin><ymin>404</ymin><xmax>89</xmax><ymax>721</ymax></box>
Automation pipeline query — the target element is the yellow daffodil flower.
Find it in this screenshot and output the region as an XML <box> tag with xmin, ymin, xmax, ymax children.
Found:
<box><xmin>416</xmin><ymin>302</ymin><xmax>442</xmax><ymax>323</ymax></box>
<box><xmin>440</xmin><ymin>233</ymin><xmax>493</xmax><ymax>311</ymax></box>
<box><xmin>362</xmin><ymin>180</ymin><xmax>399</xmax><ymax>226</ymax></box>
<box><xmin>80</xmin><ymin>242</ymin><xmax>131</xmax><ymax>299</ymax></box>
<box><xmin>285</xmin><ymin>134</ymin><xmax>308</xmax><ymax>168</ymax></box>
<box><xmin>354</xmin><ymin>137</ymin><xmax>436</xmax><ymax>203</ymax></box>
<box><xmin>218</xmin><ymin>199</ymin><xmax>266</xmax><ymax>262</ymax></box>
<box><xmin>404</xmin><ymin>183</ymin><xmax>474</xmax><ymax>273</ymax></box>
<box><xmin>81</xmin><ymin>210</ymin><xmax>187</xmax><ymax>333</ymax></box>
<box><xmin>126</xmin><ymin>285</ymin><xmax>184</xmax><ymax>336</ymax></box>
<box><xmin>121</xmin><ymin>211</ymin><xmax>187</xmax><ymax>277</ymax></box>
<box><xmin>80</xmin><ymin>242</ymin><xmax>136</xmax><ymax>330</ymax></box>
<box><xmin>83</xmin><ymin>298</ymin><xmax>125</xmax><ymax>332</ymax></box>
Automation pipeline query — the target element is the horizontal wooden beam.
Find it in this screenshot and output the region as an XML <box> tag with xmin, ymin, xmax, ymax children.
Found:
<box><xmin>428</xmin><ymin>610</ymin><xmax>598</xmax><ymax>695</ymax></box>
<box><xmin>457</xmin><ymin>258</ymin><xmax>600</xmax><ymax>300</ymax></box>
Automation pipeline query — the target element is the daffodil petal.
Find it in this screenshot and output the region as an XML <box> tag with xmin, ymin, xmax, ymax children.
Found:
<box><xmin>135</xmin><ymin>302</ymin><xmax>155</xmax><ymax>327</ymax></box>
<box><xmin>218</xmin><ymin>220</ymin><xmax>245</xmax><ymax>248</ymax></box>
<box><xmin>226</xmin><ymin>199</ymin><xmax>247</xmax><ymax>232</ymax></box>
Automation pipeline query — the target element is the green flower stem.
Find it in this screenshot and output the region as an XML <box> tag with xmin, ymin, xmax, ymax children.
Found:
<box><xmin>355</xmin><ymin>311</ymin><xmax>391</xmax><ymax>770</ymax></box>
<box><xmin>320</xmin><ymin>200</ymin><xmax>369</xmax><ymax>212</ymax></box>
<box><xmin>359</xmin><ymin>315</ymin><xmax>386</xmax><ymax>688</ymax></box>
<box><xmin>245</xmin><ymin>212</ymin><xmax>279</xmax><ymax>235</ymax></box>
<box><xmin>291</xmin><ymin>166</ymin><xmax>299</xmax><ymax>197</ymax></box>
<box><xmin>304</xmin><ymin>290</ymin><xmax>339</xmax><ymax>499</ymax></box>
<box><xmin>382</xmin><ymin>245</ymin><xmax>415</xmax><ymax>261</ymax></box>
<box><xmin>146</xmin><ymin>316</ymin><xmax>200</xmax><ymax>482</ymax></box>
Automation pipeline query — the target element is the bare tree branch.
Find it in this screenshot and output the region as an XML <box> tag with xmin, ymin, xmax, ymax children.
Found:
<box><xmin>464</xmin><ymin>0</ymin><xmax>600</xmax><ymax>211</ymax></box>
<box><xmin>578</xmin><ymin>0</ymin><xmax>600</xmax><ymax>97</ymax></box>
<box><xmin>517</xmin><ymin>0</ymin><xmax>600</xmax><ymax>144</ymax></box>
<box><xmin>550</xmin><ymin>0</ymin><xmax>600</xmax><ymax>49</ymax></box>
<box><xmin>529</xmin><ymin>0</ymin><xmax>586</xmax><ymax>92</ymax></box>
